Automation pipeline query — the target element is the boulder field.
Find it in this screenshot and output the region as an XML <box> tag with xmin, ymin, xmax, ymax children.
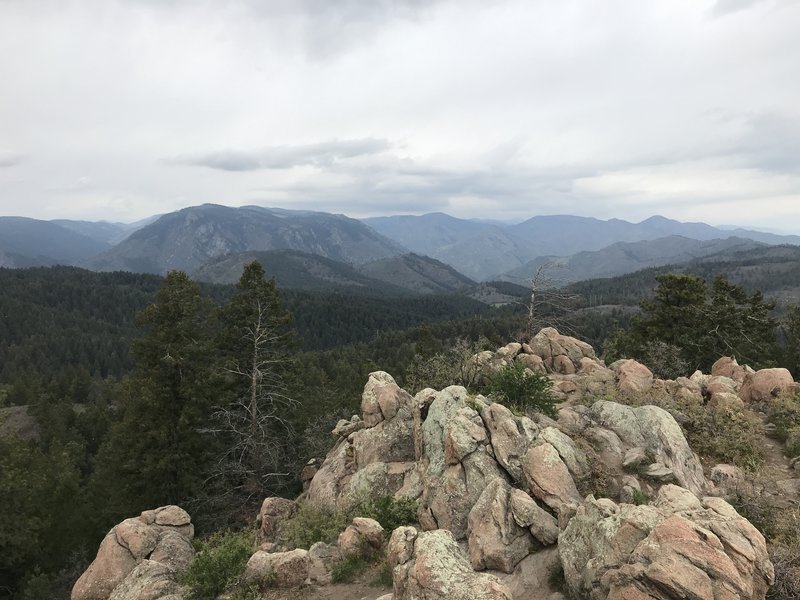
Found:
<box><xmin>74</xmin><ymin>328</ymin><xmax>799</xmax><ymax>600</ymax></box>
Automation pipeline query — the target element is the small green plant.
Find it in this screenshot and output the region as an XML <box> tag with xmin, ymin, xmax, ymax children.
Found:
<box><xmin>278</xmin><ymin>501</ymin><xmax>351</xmax><ymax>550</ymax></box>
<box><xmin>356</xmin><ymin>495</ymin><xmax>418</xmax><ymax>533</ymax></box>
<box><xmin>768</xmin><ymin>394</ymin><xmax>800</xmax><ymax>446</ymax></box>
<box><xmin>181</xmin><ymin>530</ymin><xmax>255</xmax><ymax>600</ymax></box>
<box><xmin>683</xmin><ymin>404</ymin><xmax>765</xmax><ymax>470</ymax></box>
<box><xmin>485</xmin><ymin>361</ymin><xmax>557</xmax><ymax>417</ymax></box>
<box><xmin>332</xmin><ymin>554</ymin><xmax>371</xmax><ymax>583</ymax></box>
<box><xmin>373</xmin><ymin>559</ymin><xmax>393</xmax><ymax>587</ymax></box>
<box><xmin>631</xmin><ymin>489</ymin><xmax>650</xmax><ymax>506</ymax></box>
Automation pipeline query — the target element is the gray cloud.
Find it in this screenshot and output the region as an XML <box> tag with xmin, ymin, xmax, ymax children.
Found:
<box><xmin>165</xmin><ymin>139</ymin><xmax>392</xmax><ymax>172</ymax></box>
<box><xmin>711</xmin><ymin>0</ymin><xmax>762</xmax><ymax>17</ymax></box>
<box><xmin>1</xmin><ymin>0</ymin><xmax>799</xmax><ymax>231</ymax></box>
<box><xmin>0</xmin><ymin>153</ymin><xmax>22</xmax><ymax>168</ymax></box>
<box><xmin>733</xmin><ymin>111</ymin><xmax>800</xmax><ymax>174</ymax></box>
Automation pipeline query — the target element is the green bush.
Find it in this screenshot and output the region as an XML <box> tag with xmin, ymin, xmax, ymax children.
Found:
<box><xmin>485</xmin><ymin>361</ymin><xmax>557</xmax><ymax>417</ymax></box>
<box><xmin>278</xmin><ymin>501</ymin><xmax>351</xmax><ymax>550</ymax></box>
<box><xmin>332</xmin><ymin>554</ymin><xmax>371</xmax><ymax>583</ymax></box>
<box><xmin>769</xmin><ymin>394</ymin><xmax>800</xmax><ymax>439</ymax></box>
<box><xmin>181</xmin><ymin>530</ymin><xmax>255</xmax><ymax>600</ymax></box>
<box><xmin>356</xmin><ymin>495</ymin><xmax>418</xmax><ymax>533</ymax></box>
<box><xmin>684</xmin><ymin>404</ymin><xmax>765</xmax><ymax>470</ymax></box>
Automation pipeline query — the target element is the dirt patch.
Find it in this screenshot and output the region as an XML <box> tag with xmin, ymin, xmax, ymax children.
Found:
<box><xmin>0</xmin><ymin>405</ymin><xmax>40</xmax><ymax>441</ymax></box>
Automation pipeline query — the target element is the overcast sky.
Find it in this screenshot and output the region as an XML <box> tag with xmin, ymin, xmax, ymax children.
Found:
<box><xmin>1</xmin><ymin>0</ymin><xmax>799</xmax><ymax>231</ymax></box>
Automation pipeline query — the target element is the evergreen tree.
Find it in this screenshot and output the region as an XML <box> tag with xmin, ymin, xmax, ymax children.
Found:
<box><xmin>92</xmin><ymin>271</ymin><xmax>216</xmax><ymax>518</ymax></box>
<box><xmin>623</xmin><ymin>273</ymin><xmax>778</xmax><ymax>371</ymax></box>
<box><xmin>784</xmin><ymin>304</ymin><xmax>800</xmax><ymax>377</ymax></box>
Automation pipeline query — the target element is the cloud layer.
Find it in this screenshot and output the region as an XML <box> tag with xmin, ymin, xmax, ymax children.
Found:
<box><xmin>0</xmin><ymin>0</ymin><xmax>798</xmax><ymax>231</ymax></box>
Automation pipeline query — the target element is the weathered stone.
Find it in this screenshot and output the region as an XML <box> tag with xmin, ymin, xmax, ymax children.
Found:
<box><xmin>508</xmin><ymin>487</ymin><xmax>559</xmax><ymax>545</ymax></box>
<box><xmin>72</xmin><ymin>506</ymin><xmax>195</xmax><ymax>600</ymax></box>
<box><xmin>553</xmin><ymin>354</ymin><xmax>576</xmax><ymax>375</ymax></box>
<box><xmin>612</xmin><ymin>359</ymin><xmax>654</xmax><ymax>396</ymax></box>
<box><xmin>256</xmin><ymin>497</ymin><xmax>296</xmax><ymax>545</ymax></box>
<box><xmin>332</xmin><ymin>416</ymin><xmax>366</xmax><ymax>438</ymax></box>
<box><xmin>418</xmin><ymin>387</ymin><xmax>507</xmax><ymax>539</ymax></box>
<box><xmin>645</xmin><ymin>463</ymin><xmax>675</xmax><ymax>483</ymax></box>
<box><xmin>712</xmin><ymin>356</ymin><xmax>749</xmax><ymax>383</ymax></box>
<box><xmin>540</xmin><ymin>426</ymin><xmax>589</xmax><ymax>478</ymax></box>
<box><xmin>388</xmin><ymin>528</ymin><xmax>513</xmax><ymax>600</ymax></box>
<box><xmin>622</xmin><ymin>447</ymin><xmax>648</xmax><ymax>470</ymax></box>
<box><xmin>107</xmin><ymin>561</ymin><xmax>180</xmax><ymax>600</ymax></box>
<box><xmin>522</xmin><ymin>442</ymin><xmax>581</xmax><ymax>515</ymax></box>
<box><xmin>588</xmin><ymin>401</ymin><xmax>706</xmax><ymax>496</ymax></box>
<box><xmin>305</xmin><ymin>437</ymin><xmax>354</xmax><ymax>509</ymax></box>
<box><xmin>243</xmin><ymin>549</ymin><xmax>309</xmax><ymax>588</ymax></box>
<box><xmin>308</xmin><ymin>542</ymin><xmax>338</xmax><ymax>585</ymax></box>
<box><xmin>72</xmin><ymin>531</ymin><xmax>139</xmax><ymax>600</ymax></box>
<box><xmin>496</xmin><ymin>548</ymin><xmax>563</xmax><ymax>600</ymax></box>
<box><xmin>148</xmin><ymin>530</ymin><xmax>194</xmax><ymax>572</ymax></box>
<box><xmin>339</xmin><ymin>517</ymin><xmax>385</xmax><ymax>557</ymax></box>
<box><xmin>497</xmin><ymin>342</ymin><xmax>522</xmax><ymax>359</ymax></box>
<box><xmin>362</xmin><ymin>371</ymin><xmax>408</xmax><ymax>427</ymax></box>
<box><xmin>740</xmin><ymin>368</ymin><xmax>795</xmax><ymax>403</ymax></box>
<box><xmin>467</xmin><ymin>479</ymin><xmax>535</xmax><ymax>573</ymax></box>
<box><xmin>516</xmin><ymin>352</ymin><xmax>547</xmax><ymax>374</ymax></box>
<box><xmin>480</xmin><ymin>402</ymin><xmax>539</xmax><ymax>482</ymax></box>
<box><xmin>559</xmin><ymin>486</ymin><xmax>774</xmax><ymax>600</ymax></box>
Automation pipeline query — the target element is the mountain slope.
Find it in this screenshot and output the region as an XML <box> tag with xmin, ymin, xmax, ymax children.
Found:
<box><xmin>500</xmin><ymin>236</ymin><xmax>765</xmax><ymax>285</ymax></box>
<box><xmin>0</xmin><ymin>217</ymin><xmax>110</xmax><ymax>267</ymax></box>
<box><xmin>356</xmin><ymin>253</ymin><xmax>476</xmax><ymax>295</ymax></box>
<box><xmin>194</xmin><ymin>249</ymin><xmax>408</xmax><ymax>294</ymax></box>
<box><xmin>363</xmin><ymin>213</ymin><xmax>533</xmax><ymax>280</ymax></box>
<box><xmin>88</xmin><ymin>204</ymin><xmax>407</xmax><ymax>274</ymax></box>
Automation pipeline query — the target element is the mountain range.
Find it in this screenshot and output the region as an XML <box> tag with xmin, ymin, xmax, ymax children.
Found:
<box><xmin>1</xmin><ymin>205</ymin><xmax>799</xmax><ymax>293</ymax></box>
<box><xmin>364</xmin><ymin>213</ymin><xmax>800</xmax><ymax>280</ymax></box>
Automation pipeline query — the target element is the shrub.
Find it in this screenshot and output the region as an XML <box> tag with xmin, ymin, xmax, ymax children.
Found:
<box><xmin>356</xmin><ymin>495</ymin><xmax>418</xmax><ymax>533</ymax></box>
<box><xmin>639</xmin><ymin>341</ymin><xmax>690</xmax><ymax>380</ymax></box>
<box><xmin>181</xmin><ymin>530</ymin><xmax>255</xmax><ymax>600</ymax></box>
<box><xmin>278</xmin><ymin>501</ymin><xmax>351</xmax><ymax>550</ymax></box>
<box><xmin>683</xmin><ymin>404</ymin><xmax>765</xmax><ymax>470</ymax></box>
<box><xmin>332</xmin><ymin>554</ymin><xmax>371</xmax><ymax>583</ymax></box>
<box><xmin>768</xmin><ymin>394</ymin><xmax>800</xmax><ymax>457</ymax></box>
<box><xmin>405</xmin><ymin>338</ymin><xmax>482</xmax><ymax>393</ymax></box>
<box><xmin>485</xmin><ymin>361</ymin><xmax>557</xmax><ymax>417</ymax></box>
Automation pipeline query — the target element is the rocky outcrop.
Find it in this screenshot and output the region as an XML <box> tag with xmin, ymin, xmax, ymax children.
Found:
<box><xmin>417</xmin><ymin>386</ymin><xmax>507</xmax><ymax>539</ymax></box>
<box><xmin>337</xmin><ymin>517</ymin><xmax>385</xmax><ymax>557</ymax></box>
<box><xmin>467</xmin><ymin>478</ymin><xmax>536</xmax><ymax>573</ymax></box>
<box><xmin>243</xmin><ymin>548</ymin><xmax>309</xmax><ymax>588</ymax></box>
<box><xmin>71</xmin><ymin>506</ymin><xmax>194</xmax><ymax>600</ymax></box>
<box><xmin>711</xmin><ymin>356</ymin><xmax>752</xmax><ymax>383</ymax></box>
<box><xmin>295</xmin><ymin>331</ymin><xmax>781</xmax><ymax>600</ymax></box>
<box><xmin>528</xmin><ymin>328</ymin><xmax>599</xmax><ymax>375</ymax></box>
<box><xmin>586</xmin><ymin>400</ymin><xmax>706</xmax><ymax>496</ymax></box>
<box><xmin>388</xmin><ymin>527</ymin><xmax>513</xmax><ymax>600</ymax></box>
<box><xmin>306</xmin><ymin>371</ymin><xmax>418</xmax><ymax>510</ymax></box>
<box><xmin>740</xmin><ymin>368</ymin><xmax>796</xmax><ymax>403</ymax></box>
<box><xmin>559</xmin><ymin>485</ymin><xmax>774</xmax><ymax>600</ymax></box>
<box><xmin>611</xmin><ymin>359</ymin><xmax>654</xmax><ymax>397</ymax></box>
<box><xmin>256</xmin><ymin>497</ymin><xmax>295</xmax><ymax>546</ymax></box>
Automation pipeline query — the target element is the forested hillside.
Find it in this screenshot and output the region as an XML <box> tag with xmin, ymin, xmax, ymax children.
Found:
<box><xmin>2</xmin><ymin>256</ymin><xmax>799</xmax><ymax>599</ymax></box>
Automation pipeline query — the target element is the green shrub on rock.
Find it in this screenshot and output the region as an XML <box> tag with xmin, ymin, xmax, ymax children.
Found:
<box><xmin>485</xmin><ymin>361</ymin><xmax>557</xmax><ymax>417</ymax></box>
<box><xmin>181</xmin><ymin>530</ymin><xmax>256</xmax><ymax>600</ymax></box>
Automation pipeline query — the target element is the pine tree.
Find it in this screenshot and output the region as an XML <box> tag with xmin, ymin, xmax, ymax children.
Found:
<box><xmin>92</xmin><ymin>271</ymin><xmax>216</xmax><ymax>518</ymax></box>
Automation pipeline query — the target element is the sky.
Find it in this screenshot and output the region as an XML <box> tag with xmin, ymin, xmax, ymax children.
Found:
<box><xmin>1</xmin><ymin>0</ymin><xmax>799</xmax><ymax>232</ymax></box>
